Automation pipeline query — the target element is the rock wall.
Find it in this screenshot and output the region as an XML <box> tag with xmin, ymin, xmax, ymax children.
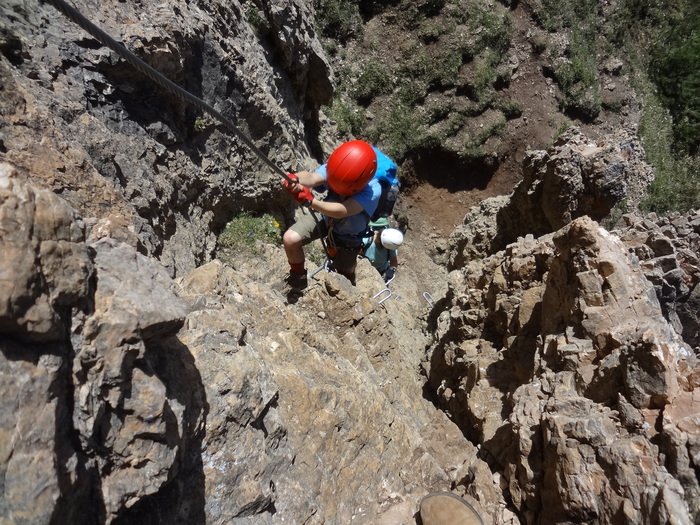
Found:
<box><xmin>0</xmin><ymin>162</ymin><xmax>514</xmax><ymax>523</ymax></box>
<box><xmin>0</xmin><ymin>0</ymin><xmax>332</xmax><ymax>277</ymax></box>
<box><xmin>427</xmin><ymin>130</ymin><xmax>700</xmax><ymax>523</ymax></box>
<box><xmin>0</xmin><ymin>163</ymin><xmax>202</xmax><ymax>523</ymax></box>
<box><xmin>448</xmin><ymin>128</ymin><xmax>654</xmax><ymax>268</ymax></box>
<box><xmin>613</xmin><ymin>211</ymin><xmax>700</xmax><ymax>349</ymax></box>
<box><xmin>3</xmin><ymin>1</ymin><xmax>700</xmax><ymax>524</ymax></box>
<box><xmin>427</xmin><ymin>216</ymin><xmax>699</xmax><ymax>523</ymax></box>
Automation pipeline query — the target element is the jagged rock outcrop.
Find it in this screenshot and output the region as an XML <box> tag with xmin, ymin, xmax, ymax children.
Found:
<box><xmin>431</xmin><ymin>129</ymin><xmax>699</xmax><ymax>523</ymax></box>
<box><xmin>0</xmin><ymin>163</ymin><xmax>202</xmax><ymax>523</ymax></box>
<box><xmin>427</xmin><ymin>215</ymin><xmax>700</xmax><ymax>522</ymax></box>
<box><xmin>170</xmin><ymin>259</ymin><xmax>502</xmax><ymax>524</ymax></box>
<box><xmin>1</xmin><ymin>163</ymin><xmax>516</xmax><ymax>524</ymax></box>
<box><xmin>449</xmin><ymin>128</ymin><xmax>654</xmax><ymax>268</ymax></box>
<box><xmin>613</xmin><ymin>211</ymin><xmax>700</xmax><ymax>349</ymax></box>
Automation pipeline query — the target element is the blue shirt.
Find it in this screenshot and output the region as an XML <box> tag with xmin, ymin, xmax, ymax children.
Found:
<box><xmin>314</xmin><ymin>164</ymin><xmax>382</xmax><ymax>243</ymax></box>
<box><xmin>363</xmin><ymin>237</ymin><xmax>397</xmax><ymax>272</ymax></box>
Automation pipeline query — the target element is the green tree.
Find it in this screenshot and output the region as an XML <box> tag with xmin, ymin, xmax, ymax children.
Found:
<box><xmin>649</xmin><ymin>8</ymin><xmax>700</xmax><ymax>155</ymax></box>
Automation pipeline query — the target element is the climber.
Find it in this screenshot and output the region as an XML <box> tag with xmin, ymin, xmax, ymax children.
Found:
<box><xmin>282</xmin><ymin>140</ymin><xmax>382</xmax><ymax>294</ymax></box>
<box><xmin>419</xmin><ymin>492</ymin><xmax>484</xmax><ymax>525</ymax></box>
<box><xmin>361</xmin><ymin>217</ymin><xmax>403</xmax><ymax>283</ymax></box>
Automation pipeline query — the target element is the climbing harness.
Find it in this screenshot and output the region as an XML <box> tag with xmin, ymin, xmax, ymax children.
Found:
<box><xmin>41</xmin><ymin>0</ymin><xmax>337</xmax><ymax>261</ymax></box>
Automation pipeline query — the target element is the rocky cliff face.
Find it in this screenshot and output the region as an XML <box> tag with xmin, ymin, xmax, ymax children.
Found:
<box><xmin>1</xmin><ymin>0</ymin><xmax>699</xmax><ymax>524</ymax></box>
<box><xmin>1</xmin><ymin>0</ymin><xmax>332</xmax><ymax>277</ymax></box>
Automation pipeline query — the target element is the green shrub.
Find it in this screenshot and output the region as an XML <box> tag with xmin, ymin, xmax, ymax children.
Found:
<box><xmin>642</xmin><ymin>156</ymin><xmax>700</xmax><ymax>214</ymax></box>
<box><xmin>218</xmin><ymin>213</ymin><xmax>281</xmax><ymax>251</ymax></box>
<box><xmin>471</xmin><ymin>50</ymin><xmax>499</xmax><ymax>103</ymax></box>
<box><xmin>395</xmin><ymin>79</ymin><xmax>425</xmax><ymax>106</ymax></box>
<box><xmin>530</xmin><ymin>0</ymin><xmax>602</xmax><ymax>119</ymax></box>
<box><xmin>378</xmin><ymin>101</ymin><xmax>426</xmax><ymax>160</ymax></box>
<box><xmin>431</xmin><ymin>50</ymin><xmax>463</xmax><ymax>89</ymax></box>
<box><xmin>496</xmin><ymin>98</ymin><xmax>522</xmax><ymax>119</ymax></box>
<box><xmin>639</xmin><ymin>87</ymin><xmax>700</xmax><ymax>214</ymax></box>
<box><xmin>325</xmin><ymin>98</ymin><xmax>366</xmax><ymax>137</ymax></box>
<box><xmin>315</xmin><ymin>0</ymin><xmax>363</xmax><ymax>42</ymax></box>
<box><xmin>459</xmin><ymin>113</ymin><xmax>506</xmax><ymax>159</ymax></box>
<box><xmin>478</xmin><ymin>8</ymin><xmax>512</xmax><ymax>55</ymax></box>
<box><xmin>446</xmin><ymin>2</ymin><xmax>512</xmax><ymax>59</ymax></box>
<box><xmin>353</xmin><ymin>60</ymin><xmax>392</xmax><ymax>104</ymax></box>
<box><xmin>648</xmin><ymin>8</ymin><xmax>700</xmax><ymax>155</ymax></box>
<box><xmin>530</xmin><ymin>33</ymin><xmax>548</xmax><ymax>54</ymax></box>
<box><xmin>534</xmin><ymin>0</ymin><xmax>599</xmax><ymax>33</ymax></box>
<box><xmin>397</xmin><ymin>0</ymin><xmax>446</xmax><ymax>30</ymax></box>
<box><xmin>550</xmin><ymin>117</ymin><xmax>572</xmax><ymax>144</ymax></box>
<box><xmin>418</xmin><ymin>20</ymin><xmax>443</xmax><ymax>43</ymax></box>
<box><xmin>401</xmin><ymin>45</ymin><xmax>462</xmax><ymax>91</ymax></box>
<box><xmin>553</xmin><ymin>30</ymin><xmax>601</xmax><ymax>119</ymax></box>
<box><xmin>193</xmin><ymin>116</ymin><xmax>209</xmax><ymax>132</ymax></box>
<box><xmin>245</xmin><ymin>6</ymin><xmax>270</xmax><ymax>37</ymax></box>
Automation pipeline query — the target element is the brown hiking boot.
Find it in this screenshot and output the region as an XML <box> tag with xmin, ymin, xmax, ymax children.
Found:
<box><xmin>284</xmin><ymin>270</ymin><xmax>308</xmax><ymax>289</ymax></box>
<box><xmin>419</xmin><ymin>492</ymin><xmax>483</xmax><ymax>525</ymax></box>
<box><xmin>283</xmin><ymin>271</ymin><xmax>308</xmax><ymax>303</ymax></box>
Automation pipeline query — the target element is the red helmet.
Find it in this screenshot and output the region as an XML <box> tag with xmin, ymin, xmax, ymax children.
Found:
<box><xmin>326</xmin><ymin>140</ymin><xmax>377</xmax><ymax>196</ymax></box>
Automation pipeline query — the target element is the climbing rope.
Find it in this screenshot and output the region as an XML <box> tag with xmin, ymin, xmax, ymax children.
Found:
<box><xmin>40</xmin><ymin>0</ymin><xmax>292</xmax><ymax>183</ymax></box>
<box><xmin>41</xmin><ymin>0</ymin><xmax>340</xmax><ymax>262</ymax></box>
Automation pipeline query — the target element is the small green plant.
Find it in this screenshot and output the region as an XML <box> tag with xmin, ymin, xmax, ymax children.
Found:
<box><xmin>245</xmin><ymin>6</ymin><xmax>270</xmax><ymax>37</ymax></box>
<box><xmin>495</xmin><ymin>97</ymin><xmax>523</xmax><ymax>119</ymax></box>
<box><xmin>378</xmin><ymin>101</ymin><xmax>426</xmax><ymax>160</ymax></box>
<box><xmin>400</xmin><ymin>46</ymin><xmax>461</xmax><ymax>91</ymax></box>
<box><xmin>218</xmin><ymin>213</ymin><xmax>281</xmax><ymax>252</ymax></box>
<box><xmin>478</xmin><ymin>8</ymin><xmax>512</xmax><ymax>55</ymax></box>
<box><xmin>353</xmin><ymin>60</ymin><xmax>392</xmax><ymax>104</ymax></box>
<box><xmin>534</xmin><ymin>0</ymin><xmax>599</xmax><ymax>33</ymax></box>
<box><xmin>461</xmin><ymin>139</ymin><xmax>486</xmax><ymax>163</ymax></box>
<box><xmin>639</xmin><ymin>86</ymin><xmax>700</xmax><ymax>214</ymax></box>
<box><xmin>471</xmin><ymin>50</ymin><xmax>499</xmax><ymax>103</ymax></box>
<box><xmin>530</xmin><ymin>0</ymin><xmax>602</xmax><ymax>119</ymax></box>
<box><xmin>194</xmin><ymin>116</ymin><xmax>208</xmax><ymax>132</ymax></box>
<box><xmin>553</xmin><ymin>30</ymin><xmax>601</xmax><ymax>120</ymax></box>
<box><xmin>395</xmin><ymin>79</ymin><xmax>425</xmax><ymax>107</ymax></box>
<box><xmin>304</xmin><ymin>238</ymin><xmax>328</xmax><ymax>266</ymax></box>
<box><xmin>418</xmin><ymin>20</ymin><xmax>443</xmax><ymax>43</ymax></box>
<box><xmin>324</xmin><ymin>97</ymin><xmax>366</xmax><ymax>137</ymax></box>
<box><xmin>551</xmin><ymin>117</ymin><xmax>572</xmax><ymax>143</ymax></box>
<box><xmin>642</xmin><ymin>156</ymin><xmax>700</xmax><ymax>215</ymax></box>
<box><xmin>604</xmin><ymin>200</ymin><xmax>629</xmax><ymax>230</ymax></box>
<box><xmin>314</xmin><ymin>0</ymin><xmax>363</xmax><ymax>42</ymax></box>
<box><xmin>397</xmin><ymin>4</ymin><xmax>426</xmax><ymax>30</ymax></box>
<box><xmin>475</xmin><ymin>113</ymin><xmax>506</xmax><ymax>145</ymax></box>
<box><xmin>530</xmin><ymin>33</ymin><xmax>548</xmax><ymax>54</ymax></box>
<box><xmin>458</xmin><ymin>113</ymin><xmax>506</xmax><ymax>160</ymax></box>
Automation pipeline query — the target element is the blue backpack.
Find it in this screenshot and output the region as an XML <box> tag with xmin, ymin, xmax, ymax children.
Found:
<box><xmin>369</xmin><ymin>147</ymin><xmax>400</xmax><ymax>222</ymax></box>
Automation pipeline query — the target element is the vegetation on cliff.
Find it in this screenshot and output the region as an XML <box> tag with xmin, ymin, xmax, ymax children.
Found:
<box><xmin>312</xmin><ymin>0</ymin><xmax>699</xmax><ymax>213</ymax></box>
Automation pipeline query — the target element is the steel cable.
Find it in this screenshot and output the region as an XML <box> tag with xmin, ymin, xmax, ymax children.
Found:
<box><xmin>40</xmin><ymin>0</ymin><xmax>339</xmax><ymax>263</ymax></box>
<box><xmin>40</xmin><ymin>0</ymin><xmax>292</xmax><ymax>181</ymax></box>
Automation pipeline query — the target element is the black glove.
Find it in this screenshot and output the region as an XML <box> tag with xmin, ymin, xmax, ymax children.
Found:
<box><xmin>383</xmin><ymin>266</ymin><xmax>396</xmax><ymax>283</ymax></box>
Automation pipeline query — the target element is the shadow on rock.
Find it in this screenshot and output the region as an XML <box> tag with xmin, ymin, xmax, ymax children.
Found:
<box><xmin>112</xmin><ymin>335</ymin><xmax>209</xmax><ymax>525</ymax></box>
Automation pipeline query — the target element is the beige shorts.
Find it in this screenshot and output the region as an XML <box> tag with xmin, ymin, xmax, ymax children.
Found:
<box><xmin>290</xmin><ymin>212</ymin><xmax>362</xmax><ymax>274</ymax></box>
